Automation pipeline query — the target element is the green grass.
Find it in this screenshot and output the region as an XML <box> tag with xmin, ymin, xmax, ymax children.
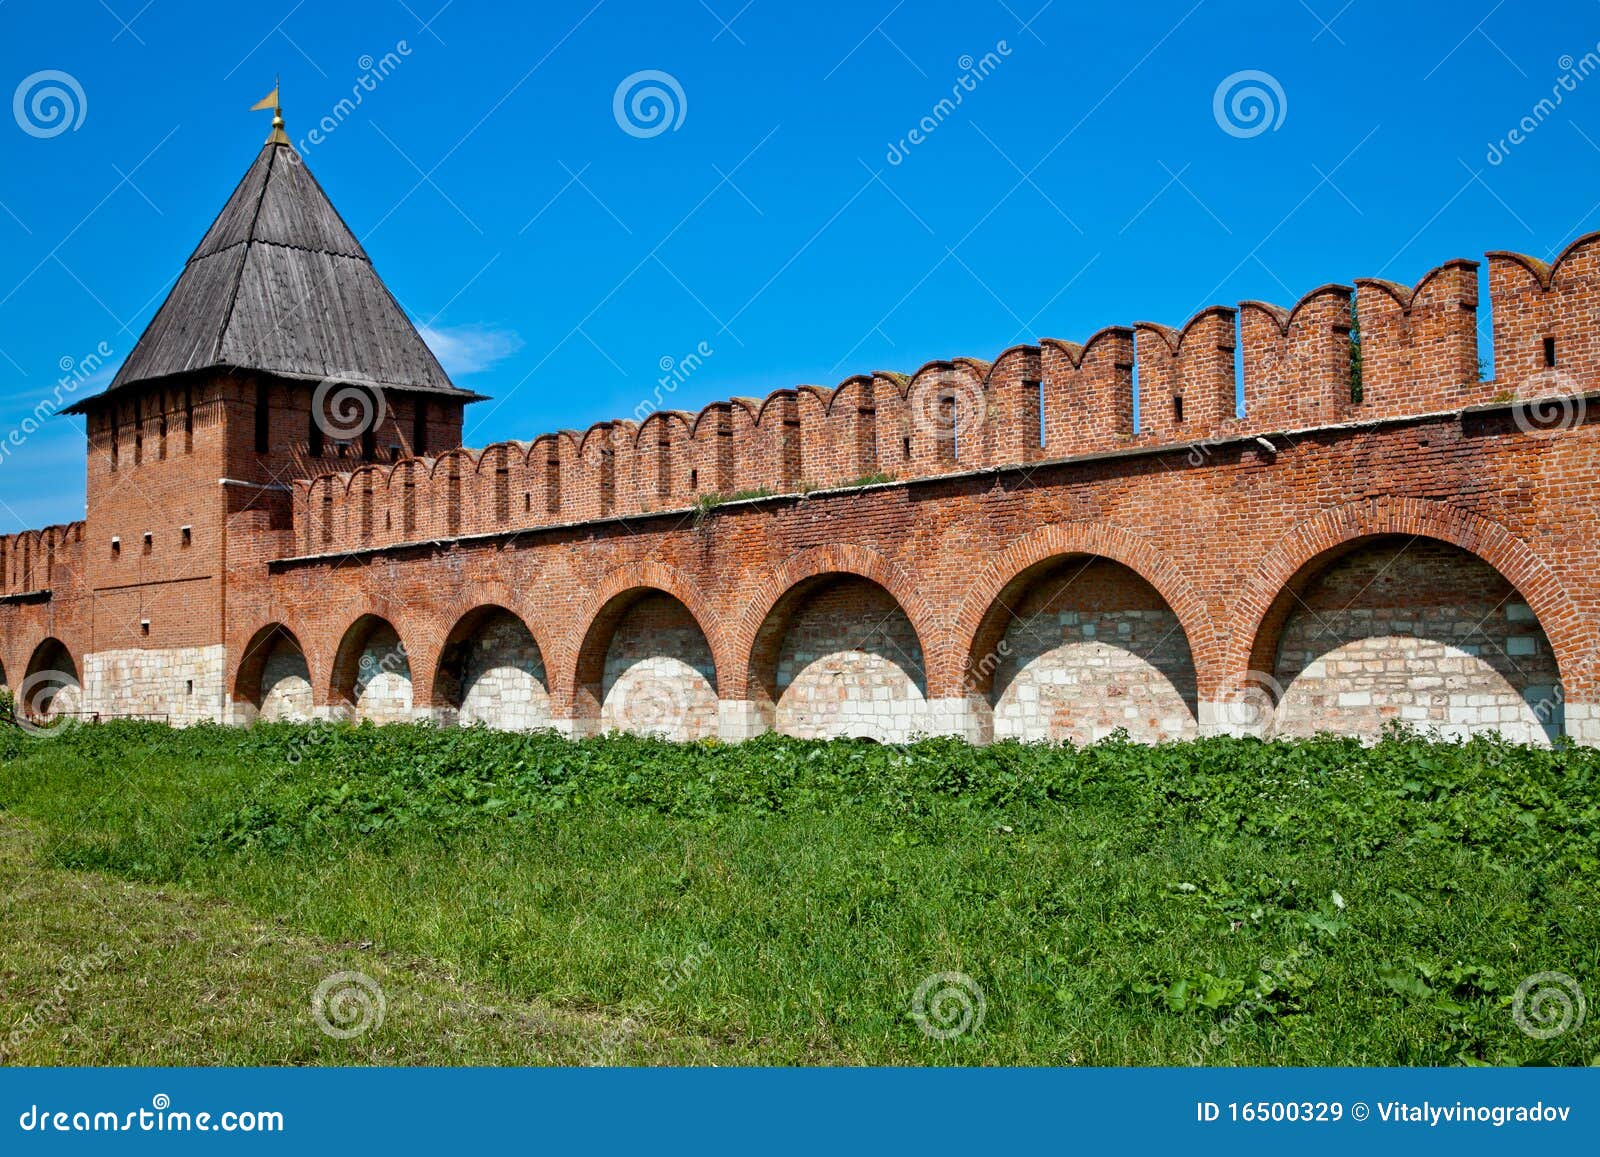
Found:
<box><xmin>1</xmin><ymin>721</ymin><xmax>1597</xmax><ymax>1066</ymax></box>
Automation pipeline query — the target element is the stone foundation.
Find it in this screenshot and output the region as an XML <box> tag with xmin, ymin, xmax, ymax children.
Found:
<box><xmin>599</xmin><ymin>593</ymin><xmax>719</xmax><ymax>740</ymax></box>
<box><xmin>773</xmin><ymin>577</ymin><xmax>930</xmax><ymax>741</ymax></box>
<box><xmin>988</xmin><ymin>558</ymin><xmax>1200</xmax><ymax>743</ymax></box>
<box><xmin>353</xmin><ymin>623</ymin><xmax>414</xmax><ymax>723</ymax></box>
<box><xmin>258</xmin><ymin>638</ymin><xmax>313</xmax><ymax>722</ymax></box>
<box><xmin>82</xmin><ymin>645</ymin><xmax>225</xmax><ymax>725</ymax></box>
<box><xmin>451</xmin><ymin>610</ymin><xmax>551</xmax><ymax>730</ymax></box>
<box><xmin>1271</xmin><ymin>540</ymin><xmax>1561</xmax><ymax>744</ymax></box>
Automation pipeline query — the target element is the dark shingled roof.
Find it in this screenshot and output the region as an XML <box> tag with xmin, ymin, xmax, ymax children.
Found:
<box><xmin>67</xmin><ymin>138</ymin><xmax>483</xmax><ymax>412</ymax></box>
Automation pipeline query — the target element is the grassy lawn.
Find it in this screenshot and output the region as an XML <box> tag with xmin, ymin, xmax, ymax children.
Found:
<box><xmin>0</xmin><ymin>720</ymin><xmax>1596</xmax><ymax>1066</ymax></box>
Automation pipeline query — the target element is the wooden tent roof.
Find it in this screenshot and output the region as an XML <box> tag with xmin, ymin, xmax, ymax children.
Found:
<box><xmin>67</xmin><ymin>138</ymin><xmax>483</xmax><ymax>412</ymax></box>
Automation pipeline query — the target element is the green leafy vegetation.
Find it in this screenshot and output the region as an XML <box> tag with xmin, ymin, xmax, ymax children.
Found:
<box><xmin>691</xmin><ymin>487</ymin><xmax>776</xmax><ymax>524</ymax></box>
<box><xmin>1349</xmin><ymin>297</ymin><xmax>1363</xmax><ymax>404</ymax></box>
<box><xmin>0</xmin><ymin>722</ymin><xmax>1596</xmax><ymax>1065</ymax></box>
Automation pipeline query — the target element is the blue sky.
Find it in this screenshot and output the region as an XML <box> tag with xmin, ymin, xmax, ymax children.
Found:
<box><xmin>2</xmin><ymin>0</ymin><xmax>1598</xmax><ymax>528</ymax></box>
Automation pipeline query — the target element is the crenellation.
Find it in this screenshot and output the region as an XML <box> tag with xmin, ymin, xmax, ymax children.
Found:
<box><xmin>982</xmin><ymin>344</ymin><xmax>1044</xmax><ymax>466</ymax></box>
<box><xmin>270</xmin><ymin>233</ymin><xmax>1600</xmax><ymax>548</ymax></box>
<box><xmin>1134</xmin><ymin>307</ymin><xmax>1238</xmax><ymax>445</ymax></box>
<box><xmin>1239</xmin><ymin>284</ymin><xmax>1354</xmax><ymax>430</ymax></box>
<box><xmin>9</xmin><ymin>117</ymin><xmax>1600</xmax><ymax>751</ymax></box>
<box><xmin>1488</xmin><ymin>232</ymin><xmax>1600</xmax><ymax>399</ymax></box>
<box><xmin>1353</xmin><ymin>259</ymin><xmax>1481</xmax><ymax>418</ymax></box>
<box><xmin>1039</xmin><ymin>327</ymin><xmax>1135</xmax><ymax>456</ymax></box>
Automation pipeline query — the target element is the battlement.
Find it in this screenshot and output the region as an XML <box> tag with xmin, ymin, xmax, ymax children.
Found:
<box><xmin>0</xmin><ymin>522</ymin><xmax>83</xmax><ymax>598</ymax></box>
<box><xmin>287</xmin><ymin>233</ymin><xmax>1600</xmax><ymax>557</ymax></box>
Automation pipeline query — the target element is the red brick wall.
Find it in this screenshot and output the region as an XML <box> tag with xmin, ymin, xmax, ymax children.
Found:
<box><xmin>7</xmin><ymin>233</ymin><xmax>1600</xmax><ymax>744</ymax></box>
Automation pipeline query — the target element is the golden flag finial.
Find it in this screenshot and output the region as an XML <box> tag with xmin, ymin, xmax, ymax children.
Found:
<box><xmin>250</xmin><ymin>77</ymin><xmax>289</xmax><ymax>145</ymax></box>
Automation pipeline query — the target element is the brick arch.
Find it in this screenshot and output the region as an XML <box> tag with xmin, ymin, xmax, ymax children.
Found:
<box><xmin>430</xmin><ymin>598</ymin><xmax>551</xmax><ymax>716</ymax></box>
<box><xmin>23</xmin><ymin>635</ymin><xmax>79</xmax><ymax>681</ymax></box>
<box><xmin>564</xmin><ymin>562</ymin><xmax>727</xmax><ymax>717</ymax></box>
<box><xmin>734</xmin><ymin>543</ymin><xmax>942</xmax><ymax>700</ymax></box>
<box><xmin>951</xmin><ymin>522</ymin><xmax>1216</xmax><ymax>696</ymax></box>
<box><xmin>326</xmin><ymin>606</ymin><xmax>423</xmax><ymax>711</ymax></box>
<box><xmin>1231</xmin><ymin>498</ymin><xmax>1592</xmax><ymax>695</ymax></box>
<box><xmin>16</xmin><ymin>636</ymin><xmax>82</xmax><ymax>720</ymax></box>
<box><xmin>230</xmin><ymin>621</ymin><xmax>312</xmax><ymax>707</ymax></box>
<box><xmin>429</xmin><ymin>580</ymin><xmax>556</xmax><ymax>669</ymax></box>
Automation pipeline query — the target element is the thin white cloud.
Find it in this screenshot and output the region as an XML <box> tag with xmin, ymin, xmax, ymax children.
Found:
<box><xmin>416</xmin><ymin>324</ymin><xmax>523</xmax><ymax>377</ymax></box>
<box><xmin>0</xmin><ymin>357</ymin><xmax>121</xmax><ymax>406</ymax></box>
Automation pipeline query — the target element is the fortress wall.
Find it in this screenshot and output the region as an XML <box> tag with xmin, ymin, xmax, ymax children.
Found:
<box><xmin>1489</xmin><ymin>232</ymin><xmax>1600</xmax><ymax>398</ymax></box>
<box><xmin>1238</xmin><ymin>285</ymin><xmax>1353</xmax><ymax>430</ymax></box>
<box><xmin>1040</xmin><ymin>328</ymin><xmax>1134</xmax><ymax>456</ymax></box>
<box><xmin>1134</xmin><ymin>307</ymin><xmax>1238</xmax><ymax>445</ymax></box>
<box><xmin>13</xmin><ymin>235</ymin><xmax>1600</xmax><ymax>747</ymax></box>
<box><xmin>1353</xmin><ymin>259</ymin><xmax>1481</xmax><ymax>419</ymax></box>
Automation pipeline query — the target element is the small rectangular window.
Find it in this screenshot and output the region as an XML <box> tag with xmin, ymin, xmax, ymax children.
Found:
<box><xmin>142</xmin><ymin>532</ymin><xmax>153</xmax><ymax>554</ymax></box>
<box><xmin>110</xmin><ymin>536</ymin><xmax>120</xmax><ymax>558</ymax></box>
<box><xmin>186</xmin><ymin>680</ymin><xmax>194</xmax><ymax>695</ymax></box>
<box><xmin>140</xmin><ymin>619</ymin><xmax>150</xmax><ymax>636</ymax></box>
<box><xmin>1543</xmin><ymin>336</ymin><xmax>1558</xmax><ymax>367</ymax></box>
<box><xmin>255</xmin><ymin>381</ymin><xmax>270</xmax><ymax>453</ymax></box>
<box><xmin>180</xmin><ymin>526</ymin><xmax>192</xmax><ymax>547</ymax></box>
<box><xmin>308</xmin><ymin>409</ymin><xmax>324</xmax><ymax>457</ymax></box>
<box><xmin>1173</xmin><ymin>395</ymin><xmax>1185</xmax><ymax>424</ymax></box>
<box><xmin>902</xmin><ymin>435</ymin><xmax>911</xmax><ymax>459</ymax></box>
<box><xmin>413</xmin><ymin>402</ymin><xmax>428</xmax><ymax>456</ymax></box>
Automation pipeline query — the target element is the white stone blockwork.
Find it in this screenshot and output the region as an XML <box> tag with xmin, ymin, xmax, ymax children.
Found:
<box><xmin>83</xmin><ymin>645</ymin><xmax>225</xmax><ymax>725</ymax></box>
<box><xmin>259</xmin><ymin>638</ymin><xmax>313</xmax><ymax>722</ymax></box>
<box><xmin>1271</xmin><ymin>540</ymin><xmax>1562</xmax><ymax>744</ymax></box>
<box><xmin>992</xmin><ymin>608</ymin><xmax>1199</xmax><ymax>743</ymax></box>
<box><xmin>981</xmin><ymin>559</ymin><xmax>1199</xmax><ymax>744</ymax></box>
<box><xmin>451</xmin><ymin>611</ymin><xmax>551</xmax><ymax>730</ymax></box>
<box><xmin>599</xmin><ymin>594</ymin><xmax>719</xmax><ymax>740</ymax></box>
<box><xmin>717</xmin><ymin>699</ymin><xmax>772</xmax><ymax>742</ymax></box>
<box><xmin>1565</xmin><ymin>701</ymin><xmax>1600</xmax><ymax>747</ymax></box>
<box><xmin>773</xmin><ymin>578</ymin><xmax>930</xmax><ymax>741</ymax></box>
<box><xmin>353</xmin><ymin>623</ymin><xmax>414</xmax><ymax>724</ymax></box>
